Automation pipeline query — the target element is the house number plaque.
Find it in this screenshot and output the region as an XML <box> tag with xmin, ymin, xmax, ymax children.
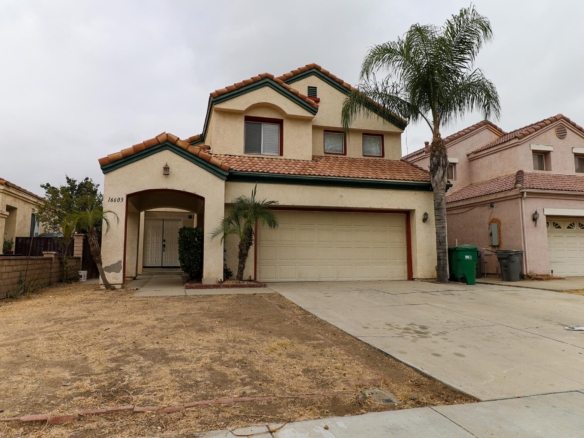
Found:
<box><xmin>108</xmin><ymin>197</ymin><xmax>124</xmax><ymax>202</ymax></box>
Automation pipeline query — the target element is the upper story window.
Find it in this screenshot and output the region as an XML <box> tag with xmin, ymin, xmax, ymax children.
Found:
<box><xmin>576</xmin><ymin>156</ymin><xmax>584</xmax><ymax>173</ymax></box>
<box><xmin>447</xmin><ymin>163</ymin><xmax>457</xmax><ymax>180</ymax></box>
<box><xmin>533</xmin><ymin>153</ymin><xmax>546</xmax><ymax>171</ymax></box>
<box><xmin>324</xmin><ymin>131</ymin><xmax>345</xmax><ymax>155</ymax></box>
<box><xmin>362</xmin><ymin>134</ymin><xmax>384</xmax><ymax>157</ymax></box>
<box><xmin>244</xmin><ymin>116</ymin><xmax>282</xmax><ymax>156</ymax></box>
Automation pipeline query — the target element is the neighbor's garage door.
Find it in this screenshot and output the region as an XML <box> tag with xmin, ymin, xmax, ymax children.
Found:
<box><xmin>547</xmin><ymin>217</ymin><xmax>584</xmax><ymax>276</ymax></box>
<box><xmin>257</xmin><ymin>210</ymin><xmax>408</xmax><ymax>282</ymax></box>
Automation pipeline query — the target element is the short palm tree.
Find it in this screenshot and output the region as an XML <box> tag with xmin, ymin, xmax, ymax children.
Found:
<box><xmin>213</xmin><ymin>186</ymin><xmax>278</xmax><ymax>281</ymax></box>
<box><xmin>71</xmin><ymin>202</ymin><xmax>118</xmax><ymax>290</ymax></box>
<box><xmin>342</xmin><ymin>5</ymin><xmax>500</xmax><ymax>282</ymax></box>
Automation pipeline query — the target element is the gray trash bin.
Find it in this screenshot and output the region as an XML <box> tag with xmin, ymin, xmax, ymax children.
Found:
<box><xmin>496</xmin><ymin>250</ymin><xmax>523</xmax><ymax>281</ymax></box>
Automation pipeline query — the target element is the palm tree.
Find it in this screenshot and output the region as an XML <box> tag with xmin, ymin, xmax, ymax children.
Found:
<box><xmin>71</xmin><ymin>202</ymin><xmax>118</xmax><ymax>290</ymax></box>
<box><xmin>342</xmin><ymin>5</ymin><xmax>500</xmax><ymax>282</ymax></box>
<box><xmin>213</xmin><ymin>186</ymin><xmax>278</xmax><ymax>281</ymax></box>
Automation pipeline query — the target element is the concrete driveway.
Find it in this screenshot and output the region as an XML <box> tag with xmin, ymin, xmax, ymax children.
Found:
<box><xmin>269</xmin><ymin>281</ymin><xmax>584</xmax><ymax>401</ymax></box>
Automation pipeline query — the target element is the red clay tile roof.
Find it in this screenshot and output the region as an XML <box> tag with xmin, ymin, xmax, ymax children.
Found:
<box><xmin>97</xmin><ymin>132</ymin><xmax>230</xmax><ymax>172</ymax></box>
<box><xmin>402</xmin><ymin>120</ymin><xmax>505</xmax><ymax>161</ymax></box>
<box><xmin>276</xmin><ymin>63</ymin><xmax>408</xmax><ymax>128</ymax></box>
<box><xmin>0</xmin><ymin>178</ymin><xmax>44</xmax><ymax>202</ymax></box>
<box><xmin>214</xmin><ymin>154</ymin><xmax>430</xmax><ymax>182</ymax></box>
<box><xmin>446</xmin><ymin>170</ymin><xmax>584</xmax><ymax>203</ymax></box>
<box><xmin>210</xmin><ymin>72</ymin><xmax>319</xmax><ymax>110</ymax></box>
<box><xmin>469</xmin><ymin>114</ymin><xmax>584</xmax><ymax>155</ymax></box>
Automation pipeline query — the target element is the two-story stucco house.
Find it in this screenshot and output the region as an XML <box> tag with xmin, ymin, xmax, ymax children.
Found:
<box><xmin>403</xmin><ymin>115</ymin><xmax>584</xmax><ymax>277</ymax></box>
<box><xmin>98</xmin><ymin>64</ymin><xmax>438</xmax><ymax>287</ymax></box>
<box><xmin>0</xmin><ymin>178</ymin><xmax>43</xmax><ymax>253</ymax></box>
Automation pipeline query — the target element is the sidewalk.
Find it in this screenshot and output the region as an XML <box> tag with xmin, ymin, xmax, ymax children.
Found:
<box><xmin>199</xmin><ymin>391</ymin><xmax>584</xmax><ymax>438</ymax></box>
<box><xmin>476</xmin><ymin>276</ymin><xmax>584</xmax><ymax>291</ymax></box>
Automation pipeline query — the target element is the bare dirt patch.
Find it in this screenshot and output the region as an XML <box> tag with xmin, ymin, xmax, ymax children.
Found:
<box><xmin>555</xmin><ymin>289</ymin><xmax>584</xmax><ymax>296</ymax></box>
<box><xmin>0</xmin><ymin>283</ymin><xmax>474</xmax><ymax>437</ymax></box>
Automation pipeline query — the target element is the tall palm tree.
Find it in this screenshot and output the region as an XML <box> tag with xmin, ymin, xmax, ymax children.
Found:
<box><xmin>213</xmin><ymin>186</ymin><xmax>278</xmax><ymax>281</ymax></box>
<box><xmin>71</xmin><ymin>202</ymin><xmax>118</xmax><ymax>290</ymax></box>
<box><xmin>342</xmin><ymin>5</ymin><xmax>500</xmax><ymax>282</ymax></box>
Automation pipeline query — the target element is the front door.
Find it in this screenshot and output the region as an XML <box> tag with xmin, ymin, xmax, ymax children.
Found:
<box><xmin>143</xmin><ymin>219</ymin><xmax>181</xmax><ymax>267</ymax></box>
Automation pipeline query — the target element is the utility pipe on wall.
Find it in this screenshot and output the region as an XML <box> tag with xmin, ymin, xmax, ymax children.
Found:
<box><xmin>519</xmin><ymin>191</ymin><xmax>528</xmax><ymax>274</ymax></box>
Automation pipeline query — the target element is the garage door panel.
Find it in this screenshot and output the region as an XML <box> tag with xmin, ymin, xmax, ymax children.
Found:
<box><xmin>258</xmin><ymin>211</ymin><xmax>408</xmax><ymax>282</ymax></box>
<box><xmin>547</xmin><ymin>217</ymin><xmax>584</xmax><ymax>277</ymax></box>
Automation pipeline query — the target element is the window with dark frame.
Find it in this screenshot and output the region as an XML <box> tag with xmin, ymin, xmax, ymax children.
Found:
<box><xmin>244</xmin><ymin>118</ymin><xmax>281</xmax><ymax>156</ymax></box>
<box><xmin>362</xmin><ymin>134</ymin><xmax>384</xmax><ymax>157</ymax></box>
<box><xmin>324</xmin><ymin>131</ymin><xmax>345</xmax><ymax>154</ymax></box>
<box><xmin>447</xmin><ymin>163</ymin><xmax>456</xmax><ymax>180</ymax></box>
<box><xmin>575</xmin><ymin>156</ymin><xmax>584</xmax><ymax>173</ymax></box>
<box><xmin>533</xmin><ymin>153</ymin><xmax>546</xmax><ymax>171</ymax></box>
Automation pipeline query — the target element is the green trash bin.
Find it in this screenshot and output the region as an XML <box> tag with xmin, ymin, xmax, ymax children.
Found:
<box><xmin>448</xmin><ymin>245</ymin><xmax>478</xmax><ymax>285</ymax></box>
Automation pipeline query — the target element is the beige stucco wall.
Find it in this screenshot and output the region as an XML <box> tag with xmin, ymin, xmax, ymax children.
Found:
<box><xmin>102</xmin><ymin>149</ymin><xmax>226</xmax><ymax>286</ymax></box>
<box><xmin>411</xmin><ymin>127</ymin><xmax>502</xmax><ymax>190</ymax></box>
<box><xmin>0</xmin><ymin>185</ymin><xmax>43</xmax><ymax>251</ymax></box>
<box><xmin>447</xmin><ymin>193</ymin><xmax>524</xmax><ymax>275</ymax></box>
<box><xmin>224</xmin><ymin>181</ymin><xmax>437</xmax><ymax>279</ymax></box>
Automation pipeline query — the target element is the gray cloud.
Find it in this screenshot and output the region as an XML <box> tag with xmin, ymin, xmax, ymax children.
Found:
<box><xmin>1</xmin><ymin>0</ymin><xmax>582</xmax><ymax>195</ymax></box>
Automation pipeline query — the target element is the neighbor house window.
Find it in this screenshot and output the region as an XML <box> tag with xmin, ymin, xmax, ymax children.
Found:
<box><xmin>533</xmin><ymin>153</ymin><xmax>546</xmax><ymax>171</ymax></box>
<box><xmin>362</xmin><ymin>134</ymin><xmax>384</xmax><ymax>157</ymax></box>
<box><xmin>244</xmin><ymin>116</ymin><xmax>282</xmax><ymax>155</ymax></box>
<box><xmin>575</xmin><ymin>156</ymin><xmax>584</xmax><ymax>173</ymax></box>
<box><xmin>324</xmin><ymin>131</ymin><xmax>345</xmax><ymax>155</ymax></box>
<box><xmin>447</xmin><ymin>163</ymin><xmax>456</xmax><ymax>180</ymax></box>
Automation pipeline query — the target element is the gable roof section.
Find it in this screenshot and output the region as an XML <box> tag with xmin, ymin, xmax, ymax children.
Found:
<box><xmin>98</xmin><ymin>132</ymin><xmax>230</xmax><ymax>177</ymax></box>
<box><xmin>216</xmin><ymin>154</ymin><xmax>430</xmax><ymax>182</ymax></box>
<box><xmin>446</xmin><ymin>170</ymin><xmax>584</xmax><ymax>203</ymax></box>
<box><xmin>469</xmin><ymin>114</ymin><xmax>584</xmax><ymax>155</ymax></box>
<box><xmin>0</xmin><ymin>178</ymin><xmax>44</xmax><ymax>202</ymax></box>
<box><xmin>402</xmin><ymin>120</ymin><xmax>505</xmax><ymax>161</ymax></box>
<box><xmin>277</xmin><ymin>63</ymin><xmax>408</xmax><ymax>130</ymax></box>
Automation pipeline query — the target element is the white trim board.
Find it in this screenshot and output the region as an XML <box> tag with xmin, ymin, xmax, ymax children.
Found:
<box><xmin>544</xmin><ymin>208</ymin><xmax>584</xmax><ymax>217</ymax></box>
<box><xmin>573</xmin><ymin>147</ymin><xmax>584</xmax><ymax>154</ymax></box>
<box><xmin>531</xmin><ymin>144</ymin><xmax>554</xmax><ymax>152</ymax></box>
<box><xmin>448</xmin><ymin>157</ymin><xmax>459</xmax><ymax>163</ymax></box>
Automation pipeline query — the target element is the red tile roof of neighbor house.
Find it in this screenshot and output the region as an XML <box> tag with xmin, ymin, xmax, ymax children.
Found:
<box><xmin>446</xmin><ymin>170</ymin><xmax>584</xmax><ymax>203</ymax></box>
<box><xmin>0</xmin><ymin>178</ymin><xmax>44</xmax><ymax>202</ymax></box>
<box><xmin>97</xmin><ymin>132</ymin><xmax>231</xmax><ymax>172</ymax></box>
<box><xmin>402</xmin><ymin>120</ymin><xmax>506</xmax><ymax>161</ymax></box>
<box><xmin>216</xmin><ymin>154</ymin><xmax>430</xmax><ymax>182</ymax></box>
<box><xmin>469</xmin><ymin>114</ymin><xmax>584</xmax><ymax>155</ymax></box>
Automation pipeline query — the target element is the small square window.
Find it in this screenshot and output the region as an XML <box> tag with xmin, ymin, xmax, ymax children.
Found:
<box><xmin>324</xmin><ymin>131</ymin><xmax>345</xmax><ymax>154</ymax></box>
<box><xmin>447</xmin><ymin>163</ymin><xmax>456</xmax><ymax>180</ymax></box>
<box><xmin>362</xmin><ymin>134</ymin><xmax>384</xmax><ymax>157</ymax></box>
<box><xmin>575</xmin><ymin>156</ymin><xmax>584</xmax><ymax>173</ymax></box>
<box><xmin>533</xmin><ymin>153</ymin><xmax>546</xmax><ymax>171</ymax></box>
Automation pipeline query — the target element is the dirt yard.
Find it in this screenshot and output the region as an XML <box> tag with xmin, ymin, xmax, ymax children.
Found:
<box><xmin>0</xmin><ymin>283</ymin><xmax>474</xmax><ymax>437</ymax></box>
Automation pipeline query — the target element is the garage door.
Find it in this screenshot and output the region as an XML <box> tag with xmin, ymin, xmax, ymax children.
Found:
<box><xmin>257</xmin><ymin>210</ymin><xmax>408</xmax><ymax>282</ymax></box>
<box><xmin>547</xmin><ymin>217</ymin><xmax>584</xmax><ymax>276</ymax></box>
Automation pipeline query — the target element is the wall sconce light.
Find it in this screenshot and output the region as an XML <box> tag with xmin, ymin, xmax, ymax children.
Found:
<box><xmin>532</xmin><ymin>210</ymin><xmax>539</xmax><ymax>226</ymax></box>
<box><xmin>163</xmin><ymin>163</ymin><xmax>170</xmax><ymax>176</ymax></box>
<box><xmin>422</xmin><ymin>212</ymin><xmax>429</xmax><ymax>223</ymax></box>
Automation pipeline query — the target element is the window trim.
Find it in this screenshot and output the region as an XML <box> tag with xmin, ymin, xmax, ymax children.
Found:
<box><xmin>447</xmin><ymin>163</ymin><xmax>457</xmax><ymax>181</ymax></box>
<box><xmin>362</xmin><ymin>133</ymin><xmax>385</xmax><ymax>158</ymax></box>
<box><xmin>323</xmin><ymin>130</ymin><xmax>346</xmax><ymax>155</ymax></box>
<box><xmin>244</xmin><ymin>116</ymin><xmax>283</xmax><ymax>156</ymax></box>
<box><xmin>575</xmin><ymin>155</ymin><xmax>584</xmax><ymax>173</ymax></box>
<box><xmin>532</xmin><ymin>152</ymin><xmax>546</xmax><ymax>171</ymax></box>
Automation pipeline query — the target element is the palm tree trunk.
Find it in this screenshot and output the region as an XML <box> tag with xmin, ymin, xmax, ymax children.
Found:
<box><xmin>430</xmin><ymin>130</ymin><xmax>449</xmax><ymax>283</ymax></box>
<box><xmin>87</xmin><ymin>229</ymin><xmax>114</xmax><ymax>290</ymax></box>
<box><xmin>235</xmin><ymin>229</ymin><xmax>254</xmax><ymax>281</ymax></box>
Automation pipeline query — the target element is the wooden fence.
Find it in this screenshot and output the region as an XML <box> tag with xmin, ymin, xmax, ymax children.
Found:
<box><xmin>14</xmin><ymin>237</ymin><xmax>74</xmax><ymax>257</ymax></box>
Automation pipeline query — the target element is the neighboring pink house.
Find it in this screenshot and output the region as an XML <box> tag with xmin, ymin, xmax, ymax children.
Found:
<box><xmin>403</xmin><ymin>115</ymin><xmax>584</xmax><ymax>277</ymax></box>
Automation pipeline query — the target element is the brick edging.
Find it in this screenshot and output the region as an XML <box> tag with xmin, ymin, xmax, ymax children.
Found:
<box><xmin>185</xmin><ymin>281</ymin><xmax>266</xmax><ymax>289</ymax></box>
<box><xmin>0</xmin><ymin>392</ymin><xmax>354</xmax><ymax>425</ymax></box>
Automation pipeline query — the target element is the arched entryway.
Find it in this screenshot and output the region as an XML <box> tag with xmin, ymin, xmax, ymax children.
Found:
<box><xmin>124</xmin><ymin>189</ymin><xmax>205</xmax><ymax>280</ymax></box>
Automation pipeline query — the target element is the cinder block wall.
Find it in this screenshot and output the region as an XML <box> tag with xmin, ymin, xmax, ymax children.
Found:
<box><xmin>0</xmin><ymin>254</ymin><xmax>81</xmax><ymax>298</ymax></box>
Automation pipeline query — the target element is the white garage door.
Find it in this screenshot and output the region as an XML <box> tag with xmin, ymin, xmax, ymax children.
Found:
<box><xmin>547</xmin><ymin>217</ymin><xmax>584</xmax><ymax>276</ymax></box>
<box><xmin>257</xmin><ymin>210</ymin><xmax>408</xmax><ymax>282</ymax></box>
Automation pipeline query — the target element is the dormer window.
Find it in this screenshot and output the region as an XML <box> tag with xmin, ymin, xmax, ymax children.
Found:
<box><xmin>244</xmin><ymin>116</ymin><xmax>282</xmax><ymax>156</ymax></box>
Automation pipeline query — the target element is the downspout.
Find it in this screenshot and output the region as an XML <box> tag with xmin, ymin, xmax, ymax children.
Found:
<box><xmin>519</xmin><ymin>190</ymin><xmax>528</xmax><ymax>273</ymax></box>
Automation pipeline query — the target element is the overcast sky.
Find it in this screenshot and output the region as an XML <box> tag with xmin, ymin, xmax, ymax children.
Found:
<box><xmin>1</xmin><ymin>0</ymin><xmax>582</xmax><ymax>196</ymax></box>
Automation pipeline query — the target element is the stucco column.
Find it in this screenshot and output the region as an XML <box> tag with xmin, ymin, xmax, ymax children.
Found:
<box><xmin>100</xmin><ymin>196</ymin><xmax>127</xmax><ymax>288</ymax></box>
<box><xmin>0</xmin><ymin>209</ymin><xmax>7</xmax><ymax>253</ymax></box>
<box><xmin>125</xmin><ymin>209</ymin><xmax>140</xmax><ymax>279</ymax></box>
<box><xmin>137</xmin><ymin>211</ymin><xmax>145</xmax><ymax>275</ymax></box>
<box><xmin>202</xmin><ymin>196</ymin><xmax>224</xmax><ymax>284</ymax></box>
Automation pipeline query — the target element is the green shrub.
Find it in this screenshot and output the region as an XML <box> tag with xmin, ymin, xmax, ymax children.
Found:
<box><xmin>178</xmin><ymin>227</ymin><xmax>204</xmax><ymax>281</ymax></box>
<box><xmin>3</xmin><ymin>238</ymin><xmax>14</xmax><ymax>253</ymax></box>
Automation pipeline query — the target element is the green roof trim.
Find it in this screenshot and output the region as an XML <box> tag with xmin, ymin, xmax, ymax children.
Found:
<box><xmin>100</xmin><ymin>142</ymin><xmax>229</xmax><ymax>179</ymax></box>
<box><xmin>283</xmin><ymin>68</ymin><xmax>408</xmax><ymax>130</ymax></box>
<box><xmin>227</xmin><ymin>171</ymin><xmax>432</xmax><ymax>191</ymax></box>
